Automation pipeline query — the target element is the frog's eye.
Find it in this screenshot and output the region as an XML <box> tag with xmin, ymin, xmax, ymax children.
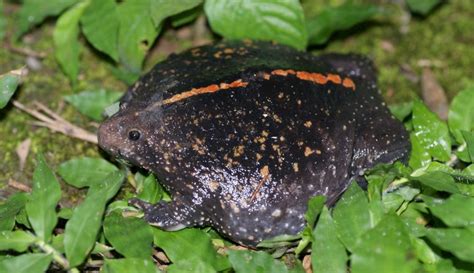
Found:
<box><xmin>128</xmin><ymin>130</ymin><xmax>141</xmax><ymax>141</ymax></box>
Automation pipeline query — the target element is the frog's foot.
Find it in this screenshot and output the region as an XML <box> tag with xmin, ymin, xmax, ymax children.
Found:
<box><xmin>129</xmin><ymin>198</ymin><xmax>203</xmax><ymax>231</ymax></box>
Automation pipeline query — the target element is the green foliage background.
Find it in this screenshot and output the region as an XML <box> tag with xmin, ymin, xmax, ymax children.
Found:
<box><xmin>1</xmin><ymin>0</ymin><xmax>473</xmax><ymax>272</ymax></box>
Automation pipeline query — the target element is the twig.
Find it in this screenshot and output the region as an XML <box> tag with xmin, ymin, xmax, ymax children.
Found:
<box><xmin>5</xmin><ymin>44</ymin><xmax>47</xmax><ymax>59</ymax></box>
<box><xmin>13</xmin><ymin>100</ymin><xmax>98</xmax><ymax>144</ymax></box>
<box><xmin>8</xmin><ymin>178</ymin><xmax>32</xmax><ymax>192</ymax></box>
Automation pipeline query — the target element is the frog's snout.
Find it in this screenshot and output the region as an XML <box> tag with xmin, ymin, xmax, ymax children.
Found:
<box><xmin>97</xmin><ymin>118</ymin><xmax>121</xmax><ymax>156</ymax></box>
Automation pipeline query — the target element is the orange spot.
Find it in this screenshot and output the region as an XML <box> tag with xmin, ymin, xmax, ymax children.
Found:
<box><xmin>271</xmin><ymin>69</ymin><xmax>295</xmax><ymax>76</ymax></box>
<box><xmin>342</xmin><ymin>78</ymin><xmax>356</xmax><ymax>91</ymax></box>
<box><xmin>163</xmin><ymin>80</ymin><xmax>248</xmax><ymax>104</ymax></box>
<box><xmin>296</xmin><ymin>71</ymin><xmax>328</xmax><ymax>84</ymax></box>
<box><xmin>263</xmin><ymin>73</ymin><xmax>271</xmax><ymax>80</ymax></box>
<box><xmin>327</xmin><ymin>74</ymin><xmax>342</xmax><ymax>84</ymax></box>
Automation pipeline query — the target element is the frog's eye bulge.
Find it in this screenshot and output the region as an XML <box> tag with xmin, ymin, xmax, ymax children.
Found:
<box><xmin>98</xmin><ymin>40</ymin><xmax>410</xmax><ymax>247</ymax></box>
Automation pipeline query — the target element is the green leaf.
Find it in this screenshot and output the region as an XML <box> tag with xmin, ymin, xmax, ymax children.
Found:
<box><xmin>412</xmin><ymin>100</ymin><xmax>451</xmax><ymax>162</ymax></box>
<box><xmin>311</xmin><ymin>207</ymin><xmax>347</xmax><ymax>273</ymax></box>
<box><xmin>204</xmin><ymin>0</ymin><xmax>307</xmax><ymax>50</ymax></box>
<box><xmin>351</xmin><ymin>214</ymin><xmax>418</xmax><ymax>273</ymax></box>
<box><xmin>306</xmin><ymin>4</ymin><xmax>382</xmax><ymax>45</ymax></box>
<box><xmin>80</xmin><ymin>0</ymin><xmax>120</xmax><ymax>61</ymax></box>
<box><xmin>16</xmin><ymin>0</ymin><xmax>78</xmax><ymax>37</ymax></box>
<box><xmin>462</xmin><ymin>131</ymin><xmax>474</xmax><ymax>162</ymax></box>
<box><xmin>304</xmin><ymin>195</ymin><xmax>326</xmax><ymax>228</ymax></box>
<box><xmin>53</xmin><ymin>1</ymin><xmax>89</xmax><ymax>85</ymax></box>
<box><xmin>103</xmin><ymin>212</ymin><xmax>153</xmax><ymax>258</ymax></box>
<box><xmin>64</xmin><ymin>89</ymin><xmax>122</xmax><ymax>121</ymax></box>
<box><xmin>136</xmin><ymin>173</ymin><xmax>167</xmax><ymax>203</ymax></box>
<box><xmin>411</xmin><ymin>171</ymin><xmax>460</xmax><ymax>193</ymax></box>
<box><xmin>153</xmin><ymin>228</ymin><xmax>230</xmax><ymax>271</ymax></box>
<box><xmin>0</xmin><ymin>193</ymin><xmax>28</xmax><ymax>231</ymax></box>
<box><xmin>406</xmin><ymin>0</ymin><xmax>442</xmax><ymax>15</ymax></box>
<box><xmin>425</xmin><ymin>228</ymin><xmax>474</xmax><ymax>263</ymax></box>
<box><xmin>0</xmin><ymin>230</ymin><xmax>37</xmax><ymax>252</ymax></box>
<box><xmin>103</xmin><ymin>258</ymin><xmax>157</xmax><ymax>273</ymax></box>
<box><xmin>25</xmin><ymin>154</ymin><xmax>61</xmax><ymax>242</ymax></box>
<box><xmin>409</xmin><ymin>235</ymin><xmax>440</xmax><ymax>264</ymax></box>
<box><xmin>0</xmin><ymin>253</ymin><xmax>52</xmax><ymax>273</ymax></box>
<box><xmin>168</xmin><ymin>259</ymin><xmax>218</xmax><ymax>273</ymax></box>
<box><xmin>170</xmin><ymin>5</ymin><xmax>202</xmax><ymax>28</ymax></box>
<box><xmin>0</xmin><ymin>69</ymin><xmax>23</xmax><ymax>109</ymax></box>
<box><xmin>64</xmin><ymin>171</ymin><xmax>124</xmax><ymax>267</ymax></box>
<box><xmin>448</xmin><ymin>87</ymin><xmax>474</xmax><ymax>144</ymax></box>
<box><xmin>409</xmin><ymin>133</ymin><xmax>431</xmax><ymax>169</ymax></box>
<box><xmin>58</xmin><ymin>157</ymin><xmax>118</xmax><ymax>188</ymax></box>
<box><xmin>423</xmin><ymin>194</ymin><xmax>474</xmax><ymax>227</ymax></box>
<box><xmin>332</xmin><ymin>182</ymin><xmax>370</xmax><ymax>251</ymax></box>
<box><xmin>228</xmin><ymin>250</ymin><xmax>289</xmax><ymax>273</ymax></box>
<box><xmin>117</xmin><ymin>0</ymin><xmax>160</xmax><ymax>74</ymax></box>
<box><xmin>389</xmin><ymin>102</ymin><xmax>413</xmax><ymax>122</ymax></box>
<box><xmin>149</xmin><ymin>0</ymin><xmax>202</xmax><ymax>27</ymax></box>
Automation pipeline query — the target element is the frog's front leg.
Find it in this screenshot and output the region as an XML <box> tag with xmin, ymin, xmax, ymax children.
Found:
<box><xmin>129</xmin><ymin>197</ymin><xmax>206</xmax><ymax>231</ymax></box>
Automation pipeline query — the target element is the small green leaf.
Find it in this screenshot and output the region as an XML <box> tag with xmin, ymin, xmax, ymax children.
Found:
<box><xmin>53</xmin><ymin>1</ymin><xmax>90</xmax><ymax>85</ymax></box>
<box><xmin>205</xmin><ymin>0</ymin><xmax>307</xmax><ymax>50</ymax></box>
<box><xmin>136</xmin><ymin>173</ymin><xmax>167</xmax><ymax>203</ymax></box>
<box><xmin>406</xmin><ymin>0</ymin><xmax>442</xmax><ymax>15</ymax></box>
<box><xmin>409</xmin><ymin>235</ymin><xmax>440</xmax><ymax>264</ymax></box>
<box><xmin>423</xmin><ymin>194</ymin><xmax>474</xmax><ymax>227</ymax></box>
<box><xmin>170</xmin><ymin>5</ymin><xmax>202</xmax><ymax>28</ymax></box>
<box><xmin>64</xmin><ymin>171</ymin><xmax>124</xmax><ymax>267</ymax></box>
<box><xmin>103</xmin><ymin>212</ymin><xmax>153</xmax><ymax>258</ymax></box>
<box><xmin>351</xmin><ymin>214</ymin><xmax>418</xmax><ymax>273</ymax></box>
<box><xmin>389</xmin><ymin>102</ymin><xmax>413</xmax><ymax>122</ymax></box>
<box><xmin>425</xmin><ymin>228</ymin><xmax>474</xmax><ymax>263</ymax></box>
<box><xmin>16</xmin><ymin>0</ymin><xmax>78</xmax><ymax>37</ymax></box>
<box><xmin>117</xmin><ymin>0</ymin><xmax>160</xmax><ymax>74</ymax></box>
<box><xmin>332</xmin><ymin>182</ymin><xmax>370</xmax><ymax>251</ymax></box>
<box><xmin>304</xmin><ymin>195</ymin><xmax>326</xmax><ymax>228</ymax></box>
<box><xmin>102</xmin><ymin>258</ymin><xmax>157</xmax><ymax>273</ymax></box>
<box><xmin>228</xmin><ymin>250</ymin><xmax>289</xmax><ymax>273</ymax></box>
<box><xmin>0</xmin><ymin>230</ymin><xmax>37</xmax><ymax>252</ymax></box>
<box><xmin>412</xmin><ymin>100</ymin><xmax>451</xmax><ymax>162</ymax></box>
<box><xmin>306</xmin><ymin>4</ymin><xmax>382</xmax><ymax>45</ymax></box>
<box><xmin>153</xmin><ymin>228</ymin><xmax>230</xmax><ymax>271</ymax></box>
<box><xmin>64</xmin><ymin>89</ymin><xmax>122</xmax><ymax>121</ymax></box>
<box><xmin>311</xmin><ymin>207</ymin><xmax>347</xmax><ymax>273</ymax></box>
<box><xmin>411</xmin><ymin>171</ymin><xmax>460</xmax><ymax>193</ymax></box>
<box><xmin>409</xmin><ymin>133</ymin><xmax>431</xmax><ymax>169</ymax></box>
<box><xmin>462</xmin><ymin>131</ymin><xmax>474</xmax><ymax>162</ymax></box>
<box><xmin>0</xmin><ymin>253</ymin><xmax>52</xmax><ymax>273</ymax></box>
<box><xmin>149</xmin><ymin>0</ymin><xmax>202</xmax><ymax>27</ymax></box>
<box><xmin>0</xmin><ymin>68</ymin><xmax>24</xmax><ymax>109</ymax></box>
<box><xmin>80</xmin><ymin>0</ymin><xmax>119</xmax><ymax>61</ymax></box>
<box><xmin>448</xmin><ymin>87</ymin><xmax>474</xmax><ymax>144</ymax></box>
<box><xmin>0</xmin><ymin>192</ymin><xmax>28</xmax><ymax>231</ymax></box>
<box><xmin>25</xmin><ymin>154</ymin><xmax>62</xmax><ymax>242</ymax></box>
<box><xmin>58</xmin><ymin>157</ymin><xmax>118</xmax><ymax>188</ymax></box>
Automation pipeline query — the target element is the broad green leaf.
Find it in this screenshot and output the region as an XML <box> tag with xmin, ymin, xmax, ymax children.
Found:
<box><xmin>149</xmin><ymin>0</ymin><xmax>202</xmax><ymax>27</ymax></box>
<box><xmin>0</xmin><ymin>69</ymin><xmax>23</xmax><ymax>109</ymax></box>
<box><xmin>25</xmin><ymin>154</ymin><xmax>61</xmax><ymax>242</ymax></box>
<box><xmin>205</xmin><ymin>0</ymin><xmax>307</xmax><ymax>50</ymax></box>
<box><xmin>136</xmin><ymin>173</ymin><xmax>168</xmax><ymax>203</ymax></box>
<box><xmin>306</xmin><ymin>4</ymin><xmax>382</xmax><ymax>45</ymax></box>
<box><xmin>153</xmin><ymin>228</ymin><xmax>230</xmax><ymax>271</ymax></box>
<box><xmin>0</xmin><ymin>253</ymin><xmax>52</xmax><ymax>273</ymax></box>
<box><xmin>102</xmin><ymin>258</ymin><xmax>157</xmax><ymax>273</ymax></box>
<box><xmin>80</xmin><ymin>0</ymin><xmax>120</xmax><ymax>61</ymax></box>
<box><xmin>409</xmin><ymin>133</ymin><xmax>431</xmax><ymax>169</ymax></box>
<box><xmin>53</xmin><ymin>1</ymin><xmax>89</xmax><ymax>85</ymax></box>
<box><xmin>462</xmin><ymin>131</ymin><xmax>474</xmax><ymax>162</ymax></box>
<box><xmin>312</xmin><ymin>207</ymin><xmax>347</xmax><ymax>273</ymax></box>
<box><xmin>0</xmin><ymin>230</ymin><xmax>37</xmax><ymax>252</ymax></box>
<box><xmin>103</xmin><ymin>211</ymin><xmax>153</xmax><ymax>258</ymax></box>
<box><xmin>64</xmin><ymin>171</ymin><xmax>124</xmax><ymax>267</ymax></box>
<box><xmin>332</xmin><ymin>182</ymin><xmax>370</xmax><ymax>251</ymax></box>
<box><xmin>351</xmin><ymin>214</ymin><xmax>418</xmax><ymax>273</ymax></box>
<box><xmin>406</xmin><ymin>0</ymin><xmax>442</xmax><ymax>15</ymax></box>
<box><xmin>411</xmin><ymin>171</ymin><xmax>460</xmax><ymax>193</ymax></box>
<box><xmin>423</xmin><ymin>194</ymin><xmax>474</xmax><ymax>227</ymax></box>
<box><xmin>304</xmin><ymin>195</ymin><xmax>326</xmax><ymax>228</ymax></box>
<box><xmin>16</xmin><ymin>0</ymin><xmax>77</xmax><ymax>37</ymax></box>
<box><xmin>168</xmin><ymin>259</ymin><xmax>217</xmax><ymax>273</ymax></box>
<box><xmin>412</xmin><ymin>100</ymin><xmax>451</xmax><ymax>161</ymax></box>
<box><xmin>0</xmin><ymin>192</ymin><xmax>28</xmax><ymax>231</ymax></box>
<box><xmin>64</xmin><ymin>89</ymin><xmax>122</xmax><ymax>121</ymax></box>
<box><xmin>389</xmin><ymin>102</ymin><xmax>413</xmax><ymax>122</ymax></box>
<box><xmin>448</xmin><ymin>87</ymin><xmax>474</xmax><ymax>144</ymax></box>
<box><xmin>117</xmin><ymin>0</ymin><xmax>160</xmax><ymax>74</ymax></box>
<box><xmin>228</xmin><ymin>250</ymin><xmax>289</xmax><ymax>273</ymax></box>
<box><xmin>425</xmin><ymin>228</ymin><xmax>474</xmax><ymax>263</ymax></box>
<box><xmin>58</xmin><ymin>157</ymin><xmax>118</xmax><ymax>188</ymax></box>
<box><xmin>410</xmin><ymin>235</ymin><xmax>440</xmax><ymax>264</ymax></box>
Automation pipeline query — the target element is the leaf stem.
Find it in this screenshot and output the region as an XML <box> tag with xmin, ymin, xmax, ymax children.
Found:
<box><xmin>35</xmin><ymin>240</ymin><xmax>70</xmax><ymax>270</ymax></box>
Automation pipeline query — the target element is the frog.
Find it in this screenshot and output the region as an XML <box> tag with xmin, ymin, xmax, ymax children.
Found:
<box><xmin>98</xmin><ymin>40</ymin><xmax>410</xmax><ymax>247</ymax></box>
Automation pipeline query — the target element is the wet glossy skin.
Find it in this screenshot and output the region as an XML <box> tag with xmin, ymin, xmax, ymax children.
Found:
<box><xmin>98</xmin><ymin>40</ymin><xmax>410</xmax><ymax>247</ymax></box>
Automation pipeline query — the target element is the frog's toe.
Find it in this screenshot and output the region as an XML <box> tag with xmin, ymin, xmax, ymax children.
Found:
<box><xmin>128</xmin><ymin>198</ymin><xmax>153</xmax><ymax>211</ymax></box>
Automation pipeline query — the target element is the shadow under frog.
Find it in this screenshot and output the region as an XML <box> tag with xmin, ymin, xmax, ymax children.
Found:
<box><xmin>98</xmin><ymin>40</ymin><xmax>410</xmax><ymax>247</ymax></box>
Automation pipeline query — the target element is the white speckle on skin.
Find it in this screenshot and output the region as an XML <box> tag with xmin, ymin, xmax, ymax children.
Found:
<box><xmin>271</xmin><ymin>209</ymin><xmax>281</xmax><ymax>217</ymax></box>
